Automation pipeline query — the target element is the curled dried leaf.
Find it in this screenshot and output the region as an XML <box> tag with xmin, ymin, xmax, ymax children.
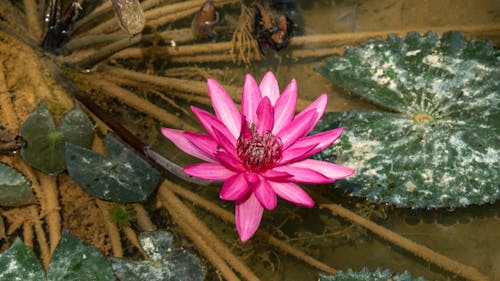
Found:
<box><xmin>112</xmin><ymin>0</ymin><xmax>145</xmax><ymax>35</ymax></box>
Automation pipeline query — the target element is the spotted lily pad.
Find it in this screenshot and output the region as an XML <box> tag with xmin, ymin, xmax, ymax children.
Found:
<box><xmin>319</xmin><ymin>267</ymin><xmax>426</xmax><ymax>281</ymax></box>
<box><xmin>315</xmin><ymin>32</ymin><xmax>499</xmax><ymax>208</ymax></box>
<box><xmin>65</xmin><ymin>133</ymin><xmax>161</xmax><ymax>202</ymax></box>
<box><xmin>20</xmin><ymin>103</ymin><xmax>93</xmax><ymax>175</ymax></box>
<box><xmin>0</xmin><ymin>162</ymin><xmax>35</xmax><ymax>206</ymax></box>
<box><xmin>0</xmin><ymin>232</ymin><xmax>114</xmax><ymax>281</ymax></box>
<box><xmin>0</xmin><ymin>238</ymin><xmax>45</xmax><ymax>281</ymax></box>
<box><xmin>47</xmin><ymin>231</ymin><xmax>114</xmax><ymax>281</ymax></box>
<box><xmin>111</xmin><ymin>231</ymin><xmax>205</xmax><ymax>281</ymax></box>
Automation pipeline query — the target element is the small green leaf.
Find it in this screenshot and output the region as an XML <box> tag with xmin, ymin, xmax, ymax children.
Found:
<box><xmin>111</xmin><ymin>231</ymin><xmax>205</xmax><ymax>281</ymax></box>
<box><xmin>0</xmin><ymin>162</ymin><xmax>35</xmax><ymax>206</ymax></box>
<box><xmin>315</xmin><ymin>32</ymin><xmax>500</xmax><ymax>208</ymax></box>
<box><xmin>319</xmin><ymin>267</ymin><xmax>426</xmax><ymax>281</ymax></box>
<box><xmin>66</xmin><ymin>134</ymin><xmax>161</xmax><ymax>202</ymax></box>
<box><xmin>20</xmin><ymin>103</ymin><xmax>93</xmax><ymax>175</ymax></box>
<box><xmin>0</xmin><ymin>238</ymin><xmax>45</xmax><ymax>281</ymax></box>
<box><xmin>47</xmin><ymin>231</ymin><xmax>114</xmax><ymax>281</ymax></box>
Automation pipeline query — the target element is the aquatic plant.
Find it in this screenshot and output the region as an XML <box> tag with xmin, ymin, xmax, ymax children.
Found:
<box><xmin>315</xmin><ymin>31</ymin><xmax>499</xmax><ymax>208</ymax></box>
<box><xmin>0</xmin><ymin>231</ymin><xmax>114</xmax><ymax>281</ymax></box>
<box><xmin>0</xmin><ymin>1</ymin><xmax>496</xmax><ymax>280</ymax></box>
<box><xmin>65</xmin><ymin>133</ymin><xmax>160</xmax><ymax>202</ymax></box>
<box><xmin>161</xmin><ymin>71</ymin><xmax>355</xmax><ymax>241</ymax></box>
<box><xmin>319</xmin><ymin>267</ymin><xmax>426</xmax><ymax>281</ymax></box>
<box><xmin>20</xmin><ymin>103</ymin><xmax>93</xmax><ymax>175</ymax></box>
<box><xmin>111</xmin><ymin>231</ymin><xmax>205</xmax><ymax>281</ymax></box>
<box><xmin>0</xmin><ymin>162</ymin><xmax>34</xmax><ymax>206</ymax></box>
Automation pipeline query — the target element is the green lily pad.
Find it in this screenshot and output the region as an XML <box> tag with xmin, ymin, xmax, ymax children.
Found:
<box><xmin>0</xmin><ymin>232</ymin><xmax>114</xmax><ymax>281</ymax></box>
<box><xmin>319</xmin><ymin>267</ymin><xmax>426</xmax><ymax>281</ymax></box>
<box><xmin>47</xmin><ymin>231</ymin><xmax>114</xmax><ymax>281</ymax></box>
<box><xmin>0</xmin><ymin>238</ymin><xmax>45</xmax><ymax>281</ymax></box>
<box><xmin>20</xmin><ymin>103</ymin><xmax>93</xmax><ymax>175</ymax></box>
<box><xmin>0</xmin><ymin>162</ymin><xmax>35</xmax><ymax>206</ymax></box>
<box><xmin>65</xmin><ymin>133</ymin><xmax>161</xmax><ymax>202</ymax></box>
<box><xmin>111</xmin><ymin>231</ymin><xmax>205</xmax><ymax>281</ymax></box>
<box><xmin>315</xmin><ymin>32</ymin><xmax>499</xmax><ymax>208</ymax></box>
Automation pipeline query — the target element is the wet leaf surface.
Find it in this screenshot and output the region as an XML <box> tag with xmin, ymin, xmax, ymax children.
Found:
<box><xmin>315</xmin><ymin>32</ymin><xmax>499</xmax><ymax>208</ymax></box>
<box><xmin>47</xmin><ymin>231</ymin><xmax>114</xmax><ymax>281</ymax></box>
<box><xmin>65</xmin><ymin>133</ymin><xmax>160</xmax><ymax>202</ymax></box>
<box><xmin>0</xmin><ymin>238</ymin><xmax>45</xmax><ymax>281</ymax></box>
<box><xmin>20</xmin><ymin>103</ymin><xmax>93</xmax><ymax>175</ymax></box>
<box><xmin>319</xmin><ymin>267</ymin><xmax>426</xmax><ymax>281</ymax></box>
<box><xmin>0</xmin><ymin>162</ymin><xmax>35</xmax><ymax>206</ymax></box>
<box><xmin>111</xmin><ymin>231</ymin><xmax>205</xmax><ymax>281</ymax></box>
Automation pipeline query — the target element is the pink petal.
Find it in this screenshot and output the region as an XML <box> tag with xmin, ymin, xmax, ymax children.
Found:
<box><xmin>241</xmin><ymin>74</ymin><xmax>262</xmax><ymax>124</ymax></box>
<box><xmin>184</xmin><ymin>163</ymin><xmax>235</xmax><ymax>180</ymax></box>
<box><xmin>207</xmin><ymin>78</ymin><xmax>241</xmax><ymax>139</ymax></box>
<box><xmin>183</xmin><ymin>132</ymin><xmax>218</xmax><ymax>160</ymax></box>
<box><xmin>214</xmin><ymin>151</ymin><xmax>244</xmax><ymax>172</ymax></box>
<box><xmin>220</xmin><ymin>173</ymin><xmax>251</xmax><ymax>201</ymax></box>
<box><xmin>272</xmin><ymin>165</ymin><xmax>332</xmax><ymax>184</ymax></box>
<box><xmin>236</xmin><ymin>193</ymin><xmax>264</xmax><ymax>242</ymax></box>
<box><xmin>255</xmin><ymin>97</ymin><xmax>274</xmax><ymax>133</ymax></box>
<box><xmin>294</xmin><ymin>94</ymin><xmax>328</xmax><ymax>135</ymax></box>
<box><xmin>278</xmin><ymin>143</ymin><xmax>317</xmax><ymax>164</ymax></box>
<box><xmin>191</xmin><ymin>106</ymin><xmax>236</xmax><ymax>145</ymax></box>
<box><xmin>272</xmin><ymin>79</ymin><xmax>298</xmax><ymax>134</ymax></box>
<box><xmin>251</xmin><ymin>176</ymin><xmax>277</xmax><ymax>210</ymax></box>
<box><xmin>211</xmin><ymin>126</ymin><xmax>239</xmax><ymax>160</ymax></box>
<box><xmin>161</xmin><ymin>128</ymin><xmax>214</xmax><ymax>162</ymax></box>
<box><xmin>259</xmin><ymin>71</ymin><xmax>280</xmax><ymax>105</ymax></box>
<box><xmin>280</xmin><ymin>128</ymin><xmax>344</xmax><ymax>163</ymax></box>
<box><xmin>277</xmin><ymin>109</ymin><xmax>317</xmax><ymax>150</ymax></box>
<box><xmin>261</xmin><ymin>169</ymin><xmax>293</xmax><ymax>181</ymax></box>
<box><xmin>269</xmin><ymin>181</ymin><xmax>314</xmax><ymax>207</ymax></box>
<box><xmin>290</xmin><ymin>159</ymin><xmax>355</xmax><ymax>180</ymax></box>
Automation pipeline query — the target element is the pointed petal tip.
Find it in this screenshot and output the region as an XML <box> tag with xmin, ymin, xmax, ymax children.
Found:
<box><xmin>235</xmin><ymin>194</ymin><xmax>264</xmax><ymax>242</ymax></box>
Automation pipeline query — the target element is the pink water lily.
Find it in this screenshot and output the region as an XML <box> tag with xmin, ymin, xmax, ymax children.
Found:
<box><xmin>162</xmin><ymin>72</ymin><xmax>354</xmax><ymax>242</ymax></box>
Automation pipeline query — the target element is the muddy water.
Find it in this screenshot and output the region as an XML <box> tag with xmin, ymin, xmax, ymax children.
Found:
<box><xmin>156</xmin><ymin>1</ymin><xmax>500</xmax><ymax>280</ymax></box>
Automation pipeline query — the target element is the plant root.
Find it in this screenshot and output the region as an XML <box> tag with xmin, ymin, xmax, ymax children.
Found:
<box><xmin>38</xmin><ymin>173</ymin><xmax>61</xmax><ymax>254</ymax></box>
<box><xmin>321</xmin><ymin>203</ymin><xmax>489</xmax><ymax>281</ymax></box>
<box><xmin>168</xmin><ymin>182</ymin><xmax>337</xmax><ymax>275</ymax></box>
<box><xmin>158</xmin><ymin>179</ymin><xmax>260</xmax><ymax>281</ymax></box>
<box><xmin>96</xmin><ymin>200</ymin><xmax>124</xmax><ymax>258</ymax></box>
<box><xmin>131</xmin><ymin>203</ymin><xmax>156</xmax><ymax>232</ymax></box>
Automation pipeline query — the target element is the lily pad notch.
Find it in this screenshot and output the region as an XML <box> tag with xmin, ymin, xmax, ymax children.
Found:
<box><xmin>20</xmin><ymin>102</ymin><xmax>94</xmax><ymax>175</ymax></box>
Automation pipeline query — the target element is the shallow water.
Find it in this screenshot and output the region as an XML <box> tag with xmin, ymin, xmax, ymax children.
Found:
<box><xmin>150</xmin><ymin>1</ymin><xmax>500</xmax><ymax>280</ymax></box>
<box><xmin>62</xmin><ymin>1</ymin><xmax>498</xmax><ymax>279</ymax></box>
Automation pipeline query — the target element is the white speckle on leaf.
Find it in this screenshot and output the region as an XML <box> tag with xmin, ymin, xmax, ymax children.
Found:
<box><xmin>406</xmin><ymin>49</ymin><xmax>421</xmax><ymax>56</ymax></box>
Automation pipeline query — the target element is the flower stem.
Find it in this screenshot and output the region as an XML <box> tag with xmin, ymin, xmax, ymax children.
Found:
<box><xmin>321</xmin><ymin>203</ymin><xmax>488</xmax><ymax>281</ymax></box>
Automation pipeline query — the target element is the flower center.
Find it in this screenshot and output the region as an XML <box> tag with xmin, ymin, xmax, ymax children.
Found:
<box><xmin>236</xmin><ymin>128</ymin><xmax>282</xmax><ymax>172</ymax></box>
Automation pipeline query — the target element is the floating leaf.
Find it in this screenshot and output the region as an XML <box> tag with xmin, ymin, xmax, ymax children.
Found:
<box><xmin>0</xmin><ymin>238</ymin><xmax>45</xmax><ymax>281</ymax></box>
<box><xmin>20</xmin><ymin>103</ymin><xmax>93</xmax><ymax>175</ymax></box>
<box><xmin>0</xmin><ymin>162</ymin><xmax>35</xmax><ymax>206</ymax></box>
<box><xmin>47</xmin><ymin>231</ymin><xmax>114</xmax><ymax>281</ymax></box>
<box><xmin>315</xmin><ymin>32</ymin><xmax>499</xmax><ymax>208</ymax></box>
<box><xmin>319</xmin><ymin>267</ymin><xmax>426</xmax><ymax>281</ymax></box>
<box><xmin>111</xmin><ymin>231</ymin><xmax>205</xmax><ymax>281</ymax></box>
<box><xmin>66</xmin><ymin>133</ymin><xmax>161</xmax><ymax>202</ymax></box>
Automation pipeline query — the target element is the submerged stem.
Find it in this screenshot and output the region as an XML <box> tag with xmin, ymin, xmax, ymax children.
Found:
<box><xmin>321</xmin><ymin>203</ymin><xmax>489</xmax><ymax>281</ymax></box>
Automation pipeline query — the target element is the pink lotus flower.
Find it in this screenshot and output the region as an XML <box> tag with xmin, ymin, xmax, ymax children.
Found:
<box><xmin>162</xmin><ymin>72</ymin><xmax>354</xmax><ymax>242</ymax></box>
